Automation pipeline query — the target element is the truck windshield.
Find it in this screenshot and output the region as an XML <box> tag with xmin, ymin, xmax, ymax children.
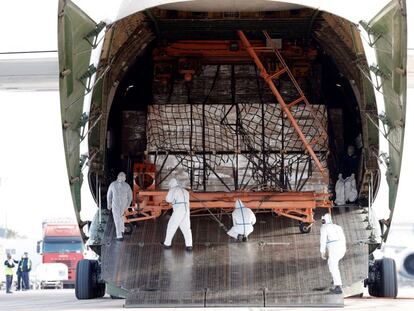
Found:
<box><xmin>43</xmin><ymin>242</ymin><xmax>83</xmax><ymax>253</ymax></box>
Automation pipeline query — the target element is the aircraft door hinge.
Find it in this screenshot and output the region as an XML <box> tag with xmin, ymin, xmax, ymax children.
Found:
<box><xmin>365</xmin><ymin>113</ymin><xmax>400</xmax><ymax>155</ymax></box>
<box><xmin>80</xmin><ymin>114</ymin><xmax>102</xmax><ymax>142</ymax></box>
<box><xmin>79</xmin><ymin>112</ymin><xmax>89</xmax><ymax>137</ymax></box>
<box><xmin>378</xmin><ymin>112</ymin><xmax>391</xmax><ymax>137</ymax></box>
<box><xmin>78</xmin><ymin>64</ymin><xmax>97</xmax><ymax>92</ymax></box>
<box><xmin>379</xmin><ymin>152</ymin><xmax>390</xmax><ymax>168</ymax></box>
<box><xmin>80</xmin><ymin>150</ymin><xmax>100</xmax><ymax>172</ymax></box>
<box><xmin>359</xmin><ymin>20</ymin><xmax>383</xmax><ymax>47</ymax></box>
<box><xmin>369</xmin><ymin>64</ymin><xmax>391</xmax><ymax>92</ymax></box>
<box><xmin>79</xmin><ymin>154</ymin><xmax>88</xmax><ymax>169</ymax></box>
<box><xmin>84</xmin><ymin>21</ymin><xmax>106</xmax><ymax>48</ymax></box>
<box><xmin>380</xmin><ymin>112</ymin><xmax>404</xmax><ymax>129</ymax></box>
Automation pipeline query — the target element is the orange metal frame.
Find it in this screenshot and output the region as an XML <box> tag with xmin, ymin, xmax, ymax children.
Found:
<box><xmin>124</xmin><ymin>190</ymin><xmax>332</xmax><ymax>225</ymax></box>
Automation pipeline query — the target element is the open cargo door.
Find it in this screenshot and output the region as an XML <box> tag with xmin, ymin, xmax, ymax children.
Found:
<box><xmin>58</xmin><ymin>0</ymin><xmax>101</xmax><ymax>237</ymax></box>
<box><xmin>361</xmin><ymin>0</ymin><xmax>407</xmax><ymax>239</ymax></box>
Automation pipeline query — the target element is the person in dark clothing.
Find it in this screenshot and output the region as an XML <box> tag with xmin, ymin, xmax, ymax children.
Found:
<box><xmin>20</xmin><ymin>252</ymin><xmax>32</xmax><ymax>290</ymax></box>
<box><xmin>341</xmin><ymin>145</ymin><xmax>358</xmax><ymax>178</ymax></box>
<box><xmin>16</xmin><ymin>255</ymin><xmax>24</xmax><ymax>290</ymax></box>
<box><xmin>4</xmin><ymin>254</ymin><xmax>18</xmax><ymax>294</ymax></box>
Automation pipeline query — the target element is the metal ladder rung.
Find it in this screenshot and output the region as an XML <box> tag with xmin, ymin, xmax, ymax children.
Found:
<box><xmin>250</xmin><ymin>47</ymin><xmax>273</xmax><ymax>52</ymax></box>
<box><xmin>287</xmin><ymin>96</ymin><xmax>305</xmax><ymax>109</ymax></box>
<box><xmin>268</xmin><ymin>68</ymin><xmax>287</xmax><ymax>80</ymax></box>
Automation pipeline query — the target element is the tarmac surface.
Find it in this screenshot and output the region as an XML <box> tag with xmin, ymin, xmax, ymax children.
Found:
<box><xmin>0</xmin><ymin>288</ymin><xmax>413</xmax><ymax>311</ymax></box>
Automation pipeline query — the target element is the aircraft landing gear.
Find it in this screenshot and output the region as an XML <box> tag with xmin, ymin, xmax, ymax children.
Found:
<box><xmin>365</xmin><ymin>257</ymin><xmax>398</xmax><ymax>298</ymax></box>
<box><xmin>75</xmin><ymin>259</ymin><xmax>106</xmax><ymax>299</ymax></box>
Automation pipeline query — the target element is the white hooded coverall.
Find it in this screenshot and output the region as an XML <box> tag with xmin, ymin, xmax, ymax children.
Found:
<box><xmin>334</xmin><ymin>174</ymin><xmax>346</xmax><ymax>205</ymax></box>
<box><xmin>164</xmin><ymin>178</ymin><xmax>193</xmax><ymax>247</ymax></box>
<box><xmin>320</xmin><ymin>214</ymin><xmax>346</xmax><ymax>286</ymax></box>
<box><xmin>344</xmin><ymin>174</ymin><xmax>358</xmax><ymax>203</ymax></box>
<box><xmin>227</xmin><ymin>199</ymin><xmax>256</xmax><ymax>239</ymax></box>
<box><xmin>107</xmin><ymin>172</ymin><xmax>133</xmax><ymax>239</ymax></box>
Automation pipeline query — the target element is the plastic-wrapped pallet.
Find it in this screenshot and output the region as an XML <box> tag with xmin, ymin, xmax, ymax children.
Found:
<box><xmin>149</xmin><ymin>64</ymin><xmax>328</xmax><ymax>193</ymax></box>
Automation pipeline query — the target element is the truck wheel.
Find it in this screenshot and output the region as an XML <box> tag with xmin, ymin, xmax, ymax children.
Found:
<box><xmin>368</xmin><ymin>258</ymin><xmax>398</xmax><ymax>298</ymax></box>
<box><xmin>299</xmin><ymin>222</ymin><xmax>311</xmax><ymax>234</ymax></box>
<box><xmin>75</xmin><ymin>259</ymin><xmax>95</xmax><ymax>299</ymax></box>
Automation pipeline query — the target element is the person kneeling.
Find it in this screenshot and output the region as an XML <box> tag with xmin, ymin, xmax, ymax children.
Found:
<box><xmin>227</xmin><ymin>199</ymin><xmax>256</xmax><ymax>242</ymax></box>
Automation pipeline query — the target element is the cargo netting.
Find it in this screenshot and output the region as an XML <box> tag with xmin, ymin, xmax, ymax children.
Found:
<box><xmin>147</xmin><ymin>64</ymin><xmax>328</xmax><ymax>192</ymax></box>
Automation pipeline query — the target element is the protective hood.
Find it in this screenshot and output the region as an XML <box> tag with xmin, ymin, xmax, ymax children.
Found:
<box><xmin>321</xmin><ymin>213</ymin><xmax>333</xmax><ymax>224</ymax></box>
<box><xmin>168</xmin><ymin>178</ymin><xmax>179</xmax><ymax>189</ymax></box>
<box><xmin>117</xmin><ymin>172</ymin><xmax>126</xmax><ymax>182</ymax></box>
<box><xmin>235</xmin><ymin>199</ymin><xmax>245</xmax><ymax>209</ymax></box>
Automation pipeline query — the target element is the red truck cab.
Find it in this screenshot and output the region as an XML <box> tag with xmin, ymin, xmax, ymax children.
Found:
<box><xmin>38</xmin><ymin>222</ymin><xmax>84</xmax><ymax>286</ymax></box>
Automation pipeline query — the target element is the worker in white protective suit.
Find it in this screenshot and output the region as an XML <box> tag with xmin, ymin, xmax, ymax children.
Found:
<box><xmin>344</xmin><ymin>173</ymin><xmax>358</xmax><ymax>203</ymax></box>
<box><xmin>161</xmin><ymin>178</ymin><xmax>193</xmax><ymax>251</ymax></box>
<box><xmin>107</xmin><ymin>172</ymin><xmax>132</xmax><ymax>241</ymax></box>
<box><xmin>335</xmin><ymin>173</ymin><xmax>358</xmax><ymax>206</ymax></box>
<box><xmin>320</xmin><ymin>213</ymin><xmax>346</xmax><ymax>294</ymax></box>
<box><xmin>335</xmin><ymin>145</ymin><xmax>359</xmax><ymax>206</ymax></box>
<box><xmin>227</xmin><ymin>199</ymin><xmax>256</xmax><ymax>242</ymax></box>
<box><xmin>334</xmin><ymin>174</ymin><xmax>346</xmax><ymax>205</ymax></box>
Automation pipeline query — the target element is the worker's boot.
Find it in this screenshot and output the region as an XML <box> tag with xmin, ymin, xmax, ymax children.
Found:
<box><xmin>237</xmin><ymin>234</ymin><xmax>244</xmax><ymax>242</ymax></box>
<box><xmin>329</xmin><ymin>286</ymin><xmax>343</xmax><ymax>294</ymax></box>
<box><xmin>186</xmin><ymin>246</ymin><xmax>193</xmax><ymax>252</ymax></box>
<box><xmin>160</xmin><ymin>242</ymin><xmax>172</xmax><ymax>249</ymax></box>
<box><xmin>242</xmin><ymin>236</ymin><xmax>248</xmax><ymax>242</ymax></box>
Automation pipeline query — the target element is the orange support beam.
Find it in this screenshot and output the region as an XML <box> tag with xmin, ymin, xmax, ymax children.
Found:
<box><xmin>237</xmin><ymin>30</ymin><xmax>328</xmax><ymax>180</ymax></box>
<box><xmin>124</xmin><ymin>190</ymin><xmax>332</xmax><ymax>225</ymax></box>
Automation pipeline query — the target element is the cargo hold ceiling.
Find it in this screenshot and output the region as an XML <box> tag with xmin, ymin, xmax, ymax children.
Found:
<box><xmin>146</xmin><ymin>8</ymin><xmax>323</xmax><ymax>40</ymax></box>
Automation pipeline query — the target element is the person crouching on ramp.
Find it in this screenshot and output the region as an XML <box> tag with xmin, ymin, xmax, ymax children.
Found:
<box><xmin>161</xmin><ymin>178</ymin><xmax>193</xmax><ymax>251</ymax></box>
<box><xmin>227</xmin><ymin>199</ymin><xmax>256</xmax><ymax>242</ymax></box>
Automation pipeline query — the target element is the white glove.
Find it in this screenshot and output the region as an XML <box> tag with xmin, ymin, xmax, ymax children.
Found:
<box><xmin>107</xmin><ymin>204</ymin><xmax>112</xmax><ymax>211</ymax></box>
<box><xmin>321</xmin><ymin>252</ymin><xmax>327</xmax><ymax>260</ymax></box>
